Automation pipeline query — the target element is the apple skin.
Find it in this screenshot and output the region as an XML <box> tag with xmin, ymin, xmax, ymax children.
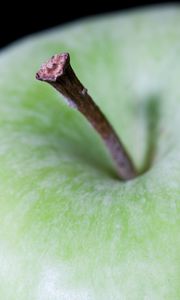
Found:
<box><xmin>0</xmin><ymin>5</ymin><xmax>180</xmax><ymax>299</ymax></box>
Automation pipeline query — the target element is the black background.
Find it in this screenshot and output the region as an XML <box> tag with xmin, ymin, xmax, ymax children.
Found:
<box><xmin>0</xmin><ymin>1</ymin><xmax>179</xmax><ymax>49</ymax></box>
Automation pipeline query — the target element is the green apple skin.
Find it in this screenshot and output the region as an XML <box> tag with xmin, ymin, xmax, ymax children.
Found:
<box><xmin>0</xmin><ymin>5</ymin><xmax>180</xmax><ymax>300</ymax></box>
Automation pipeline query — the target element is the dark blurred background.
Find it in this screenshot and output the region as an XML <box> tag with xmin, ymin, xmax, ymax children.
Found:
<box><xmin>0</xmin><ymin>0</ymin><xmax>178</xmax><ymax>49</ymax></box>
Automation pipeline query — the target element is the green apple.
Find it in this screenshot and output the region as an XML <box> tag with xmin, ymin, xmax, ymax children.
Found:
<box><xmin>0</xmin><ymin>5</ymin><xmax>179</xmax><ymax>299</ymax></box>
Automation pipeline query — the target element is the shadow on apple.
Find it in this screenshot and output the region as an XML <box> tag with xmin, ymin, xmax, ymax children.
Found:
<box><xmin>140</xmin><ymin>94</ymin><xmax>160</xmax><ymax>175</ymax></box>
<box><xmin>72</xmin><ymin>94</ymin><xmax>161</xmax><ymax>179</ymax></box>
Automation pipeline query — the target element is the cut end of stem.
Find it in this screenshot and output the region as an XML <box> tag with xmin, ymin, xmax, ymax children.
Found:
<box><xmin>36</xmin><ymin>53</ymin><xmax>70</xmax><ymax>82</ymax></box>
<box><xmin>36</xmin><ymin>52</ymin><xmax>137</xmax><ymax>181</ymax></box>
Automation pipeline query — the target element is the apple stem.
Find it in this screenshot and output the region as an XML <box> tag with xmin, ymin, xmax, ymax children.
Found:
<box><xmin>36</xmin><ymin>52</ymin><xmax>137</xmax><ymax>180</ymax></box>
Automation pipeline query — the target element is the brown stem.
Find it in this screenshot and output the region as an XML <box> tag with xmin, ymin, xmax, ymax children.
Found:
<box><xmin>36</xmin><ymin>52</ymin><xmax>137</xmax><ymax>180</ymax></box>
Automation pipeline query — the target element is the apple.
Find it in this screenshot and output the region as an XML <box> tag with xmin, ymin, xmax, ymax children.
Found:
<box><xmin>0</xmin><ymin>4</ymin><xmax>179</xmax><ymax>299</ymax></box>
